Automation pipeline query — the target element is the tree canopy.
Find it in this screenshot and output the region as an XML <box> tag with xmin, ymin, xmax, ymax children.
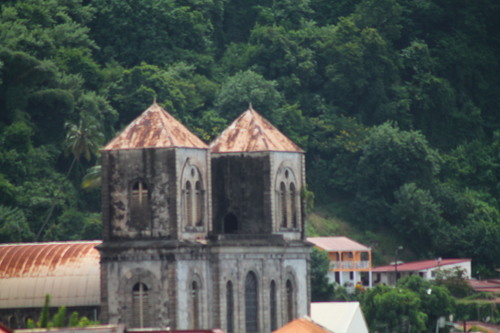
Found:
<box><xmin>0</xmin><ymin>0</ymin><xmax>499</xmax><ymax>274</ymax></box>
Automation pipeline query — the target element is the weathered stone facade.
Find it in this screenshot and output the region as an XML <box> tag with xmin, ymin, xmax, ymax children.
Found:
<box><xmin>98</xmin><ymin>104</ymin><xmax>310</xmax><ymax>332</ymax></box>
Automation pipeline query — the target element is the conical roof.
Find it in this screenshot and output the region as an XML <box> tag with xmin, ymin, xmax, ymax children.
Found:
<box><xmin>103</xmin><ymin>103</ymin><xmax>207</xmax><ymax>150</ymax></box>
<box><xmin>209</xmin><ymin>107</ymin><xmax>303</xmax><ymax>153</ymax></box>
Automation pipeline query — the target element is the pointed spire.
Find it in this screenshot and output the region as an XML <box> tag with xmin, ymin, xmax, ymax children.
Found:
<box><xmin>209</xmin><ymin>107</ymin><xmax>303</xmax><ymax>153</ymax></box>
<box><xmin>103</xmin><ymin>103</ymin><xmax>207</xmax><ymax>150</ymax></box>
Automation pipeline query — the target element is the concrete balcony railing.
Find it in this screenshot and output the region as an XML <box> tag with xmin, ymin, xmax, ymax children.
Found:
<box><xmin>330</xmin><ymin>260</ymin><xmax>371</xmax><ymax>270</ymax></box>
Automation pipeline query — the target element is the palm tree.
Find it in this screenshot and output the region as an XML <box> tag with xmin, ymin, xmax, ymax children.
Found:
<box><xmin>36</xmin><ymin>113</ymin><xmax>104</xmax><ymax>240</ymax></box>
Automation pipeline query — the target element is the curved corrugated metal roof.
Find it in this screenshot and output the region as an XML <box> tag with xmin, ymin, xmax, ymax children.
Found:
<box><xmin>0</xmin><ymin>241</ymin><xmax>101</xmax><ymax>309</ymax></box>
<box><xmin>103</xmin><ymin>103</ymin><xmax>208</xmax><ymax>150</ymax></box>
<box><xmin>210</xmin><ymin>107</ymin><xmax>304</xmax><ymax>153</ymax></box>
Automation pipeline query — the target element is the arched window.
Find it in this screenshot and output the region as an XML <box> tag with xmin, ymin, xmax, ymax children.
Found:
<box><xmin>286</xmin><ymin>279</ymin><xmax>296</xmax><ymax>323</ymax></box>
<box><xmin>131</xmin><ymin>181</ymin><xmax>149</xmax><ymax>226</ymax></box>
<box><xmin>280</xmin><ymin>182</ymin><xmax>287</xmax><ymax>228</ymax></box>
<box><xmin>276</xmin><ymin>166</ymin><xmax>300</xmax><ymax>230</ymax></box>
<box><xmin>290</xmin><ymin>183</ymin><xmax>297</xmax><ymax>228</ymax></box>
<box><xmin>191</xmin><ymin>280</ymin><xmax>200</xmax><ymax>328</ymax></box>
<box><xmin>185</xmin><ymin>181</ymin><xmax>192</xmax><ymax>226</ymax></box>
<box><xmin>226</xmin><ymin>281</ymin><xmax>234</xmax><ymax>333</ymax></box>
<box><xmin>245</xmin><ymin>272</ymin><xmax>259</xmax><ymax>333</ymax></box>
<box><xmin>270</xmin><ymin>280</ymin><xmax>277</xmax><ymax>331</ymax></box>
<box><xmin>132</xmin><ymin>282</ymin><xmax>150</xmax><ymax>328</ymax></box>
<box><xmin>182</xmin><ymin>163</ymin><xmax>204</xmax><ymax>229</ymax></box>
<box><xmin>224</xmin><ymin>213</ymin><xmax>238</xmax><ymax>234</ymax></box>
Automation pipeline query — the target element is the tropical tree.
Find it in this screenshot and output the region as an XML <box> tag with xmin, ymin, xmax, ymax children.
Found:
<box><xmin>36</xmin><ymin>113</ymin><xmax>103</xmax><ymax>240</ymax></box>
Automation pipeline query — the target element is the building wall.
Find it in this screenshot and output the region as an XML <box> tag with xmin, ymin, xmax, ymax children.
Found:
<box><xmin>210</xmin><ymin>242</ymin><xmax>310</xmax><ymax>333</ymax></box>
<box><xmin>101</xmin><ymin>137</ymin><xmax>310</xmax><ymax>331</ymax></box>
<box><xmin>101</xmin><ymin>148</ymin><xmax>178</xmax><ymax>240</ymax></box>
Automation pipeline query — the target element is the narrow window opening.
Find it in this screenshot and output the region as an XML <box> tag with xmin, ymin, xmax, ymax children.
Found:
<box><xmin>132</xmin><ymin>282</ymin><xmax>150</xmax><ymax>328</ymax></box>
<box><xmin>195</xmin><ymin>181</ymin><xmax>203</xmax><ymax>226</ymax></box>
<box><xmin>185</xmin><ymin>181</ymin><xmax>192</xmax><ymax>226</ymax></box>
<box><xmin>286</xmin><ymin>279</ymin><xmax>295</xmax><ymax>323</ymax></box>
<box><xmin>226</xmin><ymin>281</ymin><xmax>234</xmax><ymax>333</ymax></box>
<box><xmin>270</xmin><ymin>281</ymin><xmax>277</xmax><ymax>331</ymax></box>
<box><xmin>191</xmin><ymin>280</ymin><xmax>200</xmax><ymax>328</ymax></box>
<box><xmin>245</xmin><ymin>272</ymin><xmax>259</xmax><ymax>333</ymax></box>
<box><xmin>280</xmin><ymin>182</ymin><xmax>287</xmax><ymax>228</ymax></box>
<box><xmin>290</xmin><ymin>183</ymin><xmax>297</xmax><ymax>228</ymax></box>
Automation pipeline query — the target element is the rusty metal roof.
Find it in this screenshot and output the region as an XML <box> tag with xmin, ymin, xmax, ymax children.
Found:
<box><xmin>209</xmin><ymin>107</ymin><xmax>304</xmax><ymax>153</ymax></box>
<box><xmin>103</xmin><ymin>103</ymin><xmax>208</xmax><ymax>150</ymax></box>
<box><xmin>0</xmin><ymin>241</ymin><xmax>101</xmax><ymax>308</ymax></box>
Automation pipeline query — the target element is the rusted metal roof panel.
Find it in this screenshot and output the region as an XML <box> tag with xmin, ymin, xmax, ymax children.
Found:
<box><xmin>210</xmin><ymin>107</ymin><xmax>304</xmax><ymax>153</ymax></box>
<box><xmin>103</xmin><ymin>103</ymin><xmax>208</xmax><ymax>150</ymax></box>
<box><xmin>0</xmin><ymin>241</ymin><xmax>101</xmax><ymax>308</ymax></box>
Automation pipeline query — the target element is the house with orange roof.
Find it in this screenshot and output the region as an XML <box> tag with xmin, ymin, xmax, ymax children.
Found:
<box><xmin>307</xmin><ymin>237</ymin><xmax>372</xmax><ymax>288</ymax></box>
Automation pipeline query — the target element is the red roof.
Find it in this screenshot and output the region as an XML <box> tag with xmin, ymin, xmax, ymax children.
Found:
<box><xmin>467</xmin><ymin>279</ymin><xmax>500</xmax><ymax>292</ymax></box>
<box><xmin>103</xmin><ymin>103</ymin><xmax>207</xmax><ymax>150</ymax></box>
<box><xmin>210</xmin><ymin>107</ymin><xmax>303</xmax><ymax>153</ymax></box>
<box><xmin>307</xmin><ymin>237</ymin><xmax>370</xmax><ymax>252</ymax></box>
<box><xmin>372</xmin><ymin>258</ymin><xmax>471</xmax><ymax>272</ymax></box>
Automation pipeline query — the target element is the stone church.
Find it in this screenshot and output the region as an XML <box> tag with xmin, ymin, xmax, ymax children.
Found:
<box><xmin>98</xmin><ymin>103</ymin><xmax>311</xmax><ymax>332</ymax></box>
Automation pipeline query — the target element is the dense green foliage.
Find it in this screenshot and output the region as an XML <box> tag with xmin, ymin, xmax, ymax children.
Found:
<box><xmin>1</xmin><ymin>0</ymin><xmax>499</xmax><ymax>274</ymax></box>
<box><xmin>359</xmin><ymin>275</ymin><xmax>456</xmax><ymax>332</ymax></box>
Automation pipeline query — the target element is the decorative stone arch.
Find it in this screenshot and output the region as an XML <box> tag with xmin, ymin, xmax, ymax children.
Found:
<box><xmin>129</xmin><ymin>178</ymin><xmax>151</xmax><ymax>230</ymax></box>
<box><xmin>274</xmin><ymin>163</ymin><xmax>300</xmax><ymax>230</ymax></box>
<box><xmin>181</xmin><ymin>160</ymin><xmax>205</xmax><ymax>230</ymax></box>
<box><xmin>244</xmin><ymin>270</ymin><xmax>260</xmax><ymax>333</ymax></box>
<box><xmin>283</xmin><ymin>267</ymin><xmax>298</xmax><ymax>323</ymax></box>
<box><xmin>119</xmin><ymin>268</ymin><xmax>161</xmax><ymax>328</ymax></box>
<box><xmin>187</xmin><ymin>273</ymin><xmax>204</xmax><ymax>329</ymax></box>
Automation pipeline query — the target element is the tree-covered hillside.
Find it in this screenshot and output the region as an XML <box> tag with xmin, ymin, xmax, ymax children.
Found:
<box><xmin>1</xmin><ymin>0</ymin><xmax>499</xmax><ymax>274</ymax></box>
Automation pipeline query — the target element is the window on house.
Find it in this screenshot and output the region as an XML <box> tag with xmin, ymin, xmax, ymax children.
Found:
<box><xmin>191</xmin><ymin>280</ymin><xmax>200</xmax><ymax>328</ymax></box>
<box><xmin>226</xmin><ymin>281</ymin><xmax>234</xmax><ymax>333</ymax></box>
<box><xmin>349</xmin><ymin>271</ymin><xmax>354</xmax><ymax>280</ymax></box>
<box><xmin>132</xmin><ymin>282</ymin><xmax>150</xmax><ymax>328</ymax></box>
<box><xmin>286</xmin><ymin>279</ymin><xmax>296</xmax><ymax>323</ymax></box>
<box><xmin>245</xmin><ymin>272</ymin><xmax>259</xmax><ymax>333</ymax></box>
<box><xmin>131</xmin><ymin>181</ymin><xmax>150</xmax><ymax>226</ymax></box>
<box><xmin>270</xmin><ymin>280</ymin><xmax>277</xmax><ymax>331</ymax></box>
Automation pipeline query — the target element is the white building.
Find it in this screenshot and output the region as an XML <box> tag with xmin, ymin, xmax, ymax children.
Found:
<box><xmin>372</xmin><ymin>258</ymin><xmax>472</xmax><ymax>286</ymax></box>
